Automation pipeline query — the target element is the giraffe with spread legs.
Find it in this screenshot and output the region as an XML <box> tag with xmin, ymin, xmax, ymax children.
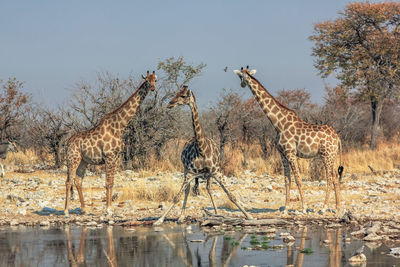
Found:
<box><xmin>153</xmin><ymin>85</ymin><xmax>253</xmax><ymax>225</ymax></box>
<box><xmin>64</xmin><ymin>71</ymin><xmax>157</xmax><ymax>216</ymax></box>
<box><xmin>234</xmin><ymin>66</ymin><xmax>343</xmax><ymax>214</ymax></box>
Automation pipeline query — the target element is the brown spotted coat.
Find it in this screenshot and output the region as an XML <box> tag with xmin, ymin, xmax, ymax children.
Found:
<box><xmin>235</xmin><ymin>67</ymin><xmax>342</xmax><ymax>213</ymax></box>
<box><xmin>64</xmin><ymin>71</ymin><xmax>157</xmax><ymax>216</ymax></box>
<box><xmin>153</xmin><ymin>85</ymin><xmax>252</xmax><ymax>225</ymax></box>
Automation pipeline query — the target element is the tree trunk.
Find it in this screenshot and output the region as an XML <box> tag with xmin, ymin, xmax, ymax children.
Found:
<box><xmin>54</xmin><ymin>148</ymin><xmax>61</xmax><ymax>169</ymax></box>
<box><xmin>370</xmin><ymin>99</ymin><xmax>383</xmax><ymax>150</ymax></box>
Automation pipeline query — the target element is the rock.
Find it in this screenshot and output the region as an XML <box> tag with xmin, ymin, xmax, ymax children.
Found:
<box><xmin>348</xmin><ymin>253</ymin><xmax>366</xmax><ymax>263</ymax></box>
<box><xmin>366</xmin><ymin>222</ymin><xmax>381</xmax><ymax>235</ymax></box>
<box><xmin>158</xmin><ymin>202</ymin><xmax>166</xmax><ymax>210</ymax></box>
<box><xmin>323</xmin><ymin>239</ymin><xmax>330</xmax><ymax>244</ymax></box>
<box><xmin>279</xmin><ymin>232</ymin><xmax>290</xmax><ymax>237</ymax></box>
<box><xmin>351</xmin><ymin>228</ymin><xmax>365</xmax><ymax>236</ymax></box>
<box><xmin>283</xmin><ymin>235</ymin><xmax>295</xmax><ymax>242</ymax></box>
<box><xmin>363</xmin><ymin>232</ymin><xmax>382</xmax><ymax>242</ymax></box>
<box><xmin>10</xmin><ymin>219</ymin><xmax>18</xmax><ymax>226</ymax></box>
<box><xmin>389</xmin><ymin>247</ymin><xmax>400</xmax><ymax>257</ymax></box>
<box><xmin>326</xmin><ymin>223</ymin><xmax>341</xmax><ymax>228</ymax></box>
<box><xmin>345</xmin><ymin>238</ymin><xmax>351</xmax><ymax>243</ymax></box>
<box><xmin>154</xmin><ymin>227</ymin><xmax>163</xmax><ymax>232</ymax></box>
<box><xmin>266</xmin><ymin>185</ymin><xmax>273</xmax><ymax>192</ymax></box>
<box><xmin>86</xmin><ymin>221</ymin><xmax>98</xmax><ymax>226</ymax></box>
<box><xmin>40</xmin><ymin>220</ymin><xmax>50</xmax><ymax>227</ymax></box>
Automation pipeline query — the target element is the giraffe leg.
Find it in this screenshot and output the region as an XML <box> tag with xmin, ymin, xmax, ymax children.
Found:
<box><xmin>154</xmin><ymin>176</ymin><xmax>196</xmax><ymax>225</ymax></box>
<box><xmin>177</xmin><ymin>173</ymin><xmax>192</xmax><ymax>223</ymax></box>
<box><xmin>332</xmin><ymin>165</ymin><xmax>342</xmax><ymax>215</ymax></box>
<box><xmin>280</xmin><ymin>153</ymin><xmax>292</xmax><ymax>213</ymax></box>
<box><xmin>192</xmin><ymin>176</ymin><xmax>200</xmax><ymax>196</ymax></box>
<box><xmin>206</xmin><ymin>175</ymin><xmax>218</xmax><ymax>214</ymax></box>
<box><xmin>0</xmin><ymin>163</ymin><xmax>4</xmax><ymax>178</ymax></box>
<box><xmin>105</xmin><ymin>158</ymin><xmax>117</xmax><ymax>216</ymax></box>
<box><xmin>65</xmin><ymin>156</ymin><xmax>80</xmax><ymax>217</ymax></box>
<box><xmin>212</xmin><ymin>173</ymin><xmax>253</xmax><ymax>220</ymax></box>
<box><xmin>321</xmin><ymin>156</ymin><xmax>333</xmax><ymax>214</ymax></box>
<box><xmin>287</xmin><ymin>153</ymin><xmax>307</xmax><ymax>213</ymax></box>
<box><xmin>74</xmin><ymin>160</ymin><xmax>88</xmax><ymax>214</ymax></box>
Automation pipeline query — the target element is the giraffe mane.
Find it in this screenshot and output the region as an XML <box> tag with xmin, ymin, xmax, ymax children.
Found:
<box><xmin>107</xmin><ymin>79</ymin><xmax>148</xmax><ymax>116</ymax></box>
<box><xmin>246</xmin><ymin>72</ymin><xmax>297</xmax><ymax>114</ymax></box>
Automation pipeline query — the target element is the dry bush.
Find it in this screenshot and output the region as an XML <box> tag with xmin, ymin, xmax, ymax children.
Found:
<box><xmin>5</xmin><ymin>149</ymin><xmax>41</xmax><ymax>167</ymax></box>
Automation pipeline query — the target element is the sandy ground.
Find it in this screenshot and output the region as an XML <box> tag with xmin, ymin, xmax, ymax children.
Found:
<box><xmin>0</xmin><ymin>167</ymin><xmax>400</xmax><ymax>227</ymax></box>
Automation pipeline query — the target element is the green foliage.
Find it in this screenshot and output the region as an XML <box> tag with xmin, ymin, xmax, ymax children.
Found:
<box><xmin>230</xmin><ymin>240</ymin><xmax>240</xmax><ymax>247</ymax></box>
<box><xmin>300</xmin><ymin>248</ymin><xmax>313</xmax><ymax>254</ymax></box>
<box><xmin>249</xmin><ymin>235</ymin><xmax>260</xmax><ymax>246</ymax></box>
<box><xmin>261</xmin><ymin>242</ymin><xmax>269</xmax><ymax>249</ymax></box>
<box><xmin>157</xmin><ymin>56</ymin><xmax>206</xmax><ymax>89</ymax></box>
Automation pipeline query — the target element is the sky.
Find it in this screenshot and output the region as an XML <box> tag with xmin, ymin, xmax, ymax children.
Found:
<box><xmin>0</xmin><ymin>0</ymin><xmax>363</xmax><ymax>109</ymax></box>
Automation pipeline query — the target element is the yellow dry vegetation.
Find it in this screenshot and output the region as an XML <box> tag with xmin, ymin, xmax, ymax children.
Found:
<box><xmin>4</xmin><ymin>141</ymin><xmax>400</xmax><ymax>180</ymax></box>
<box><xmin>119</xmin><ymin>177</ymin><xmax>180</xmax><ymax>203</ymax></box>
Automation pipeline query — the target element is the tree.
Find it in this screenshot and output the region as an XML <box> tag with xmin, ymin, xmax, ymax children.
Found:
<box><xmin>27</xmin><ymin>106</ymin><xmax>68</xmax><ymax>168</ymax></box>
<box><xmin>212</xmin><ymin>89</ymin><xmax>241</xmax><ymax>161</ymax></box>
<box><xmin>65</xmin><ymin>71</ymin><xmax>133</xmax><ymax>131</ymax></box>
<box><xmin>276</xmin><ymin>88</ymin><xmax>318</xmax><ymax>122</ymax></box>
<box><xmin>310</xmin><ymin>2</ymin><xmax>400</xmax><ymax>149</ymax></box>
<box><xmin>0</xmin><ymin>78</ymin><xmax>30</xmax><ymax>141</ymax></box>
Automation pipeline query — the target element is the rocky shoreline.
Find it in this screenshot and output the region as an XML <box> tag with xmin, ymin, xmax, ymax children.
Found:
<box><xmin>0</xmin><ymin>168</ymin><xmax>399</xmax><ymax>237</ymax></box>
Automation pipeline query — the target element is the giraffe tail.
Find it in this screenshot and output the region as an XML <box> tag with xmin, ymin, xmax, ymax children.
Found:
<box><xmin>337</xmin><ymin>139</ymin><xmax>344</xmax><ymax>182</ymax></box>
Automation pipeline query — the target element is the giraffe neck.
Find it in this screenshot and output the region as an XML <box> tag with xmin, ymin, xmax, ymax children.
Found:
<box><xmin>188</xmin><ymin>91</ymin><xmax>207</xmax><ymax>155</ymax></box>
<box><xmin>110</xmin><ymin>81</ymin><xmax>150</xmax><ymax>131</ymax></box>
<box><xmin>246</xmin><ymin>76</ymin><xmax>301</xmax><ymax>132</ymax></box>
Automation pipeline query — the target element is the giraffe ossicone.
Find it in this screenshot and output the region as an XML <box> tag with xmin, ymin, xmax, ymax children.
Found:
<box><xmin>154</xmin><ymin>85</ymin><xmax>253</xmax><ymax>225</ymax></box>
<box><xmin>234</xmin><ymin>66</ymin><xmax>344</xmax><ymax>215</ymax></box>
<box><xmin>64</xmin><ymin>71</ymin><xmax>157</xmax><ymax>217</ymax></box>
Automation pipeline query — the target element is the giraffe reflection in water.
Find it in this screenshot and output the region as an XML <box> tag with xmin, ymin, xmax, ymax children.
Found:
<box><xmin>65</xmin><ymin>226</ymin><xmax>117</xmax><ymax>267</ymax></box>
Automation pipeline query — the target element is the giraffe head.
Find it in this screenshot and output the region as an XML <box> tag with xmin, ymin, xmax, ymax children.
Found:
<box><xmin>167</xmin><ymin>85</ymin><xmax>192</xmax><ymax>108</ymax></box>
<box><xmin>233</xmin><ymin>66</ymin><xmax>257</xmax><ymax>88</ymax></box>
<box><xmin>141</xmin><ymin>71</ymin><xmax>157</xmax><ymax>91</ymax></box>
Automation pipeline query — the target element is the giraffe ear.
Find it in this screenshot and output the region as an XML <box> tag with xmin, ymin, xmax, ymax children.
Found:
<box><xmin>249</xmin><ymin>70</ymin><xmax>257</xmax><ymax>75</ymax></box>
<box><xmin>141</xmin><ymin>74</ymin><xmax>146</xmax><ymax>80</ymax></box>
<box><xmin>233</xmin><ymin>70</ymin><xmax>242</xmax><ymax>76</ymax></box>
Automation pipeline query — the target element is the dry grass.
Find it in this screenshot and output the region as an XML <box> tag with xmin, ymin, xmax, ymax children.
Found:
<box><xmin>6</xmin><ymin>140</ymin><xmax>400</xmax><ymax>180</ymax></box>
<box><xmin>343</xmin><ymin>142</ymin><xmax>400</xmax><ymax>173</ymax></box>
<box><xmin>5</xmin><ymin>149</ymin><xmax>40</xmax><ymax>167</ymax></box>
<box><xmin>119</xmin><ymin>177</ymin><xmax>180</xmax><ymax>202</ymax></box>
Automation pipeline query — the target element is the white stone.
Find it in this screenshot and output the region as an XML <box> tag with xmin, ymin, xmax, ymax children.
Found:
<box><xmin>348</xmin><ymin>253</ymin><xmax>366</xmax><ymax>263</ymax></box>
<box><xmin>40</xmin><ymin>220</ymin><xmax>50</xmax><ymax>226</ymax></box>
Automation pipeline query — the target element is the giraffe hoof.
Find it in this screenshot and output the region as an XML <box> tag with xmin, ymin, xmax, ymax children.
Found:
<box><xmin>192</xmin><ymin>187</ymin><xmax>200</xmax><ymax>196</ymax></box>
<box><xmin>279</xmin><ymin>206</ymin><xmax>288</xmax><ymax>215</ymax></box>
<box><xmin>177</xmin><ymin>216</ymin><xmax>185</xmax><ymax>224</ymax></box>
<box><xmin>245</xmin><ymin>214</ymin><xmax>254</xmax><ymax>220</ymax></box>
<box><xmin>153</xmin><ymin>219</ymin><xmax>163</xmax><ymax>226</ymax></box>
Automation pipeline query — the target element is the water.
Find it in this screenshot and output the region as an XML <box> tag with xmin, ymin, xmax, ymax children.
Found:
<box><xmin>0</xmin><ymin>224</ymin><xmax>398</xmax><ymax>266</ymax></box>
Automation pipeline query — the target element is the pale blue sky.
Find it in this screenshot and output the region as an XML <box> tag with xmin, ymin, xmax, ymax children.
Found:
<box><xmin>1</xmin><ymin>1</ymin><xmax>362</xmax><ymax>108</ymax></box>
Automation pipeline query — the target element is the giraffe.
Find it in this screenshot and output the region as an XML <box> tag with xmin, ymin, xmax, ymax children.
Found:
<box><xmin>234</xmin><ymin>66</ymin><xmax>343</xmax><ymax>214</ymax></box>
<box><xmin>64</xmin><ymin>71</ymin><xmax>157</xmax><ymax>216</ymax></box>
<box><xmin>0</xmin><ymin>141</ymin><xmax>18</xmax><ymax>177</ymax></box>
<box><xmin>153</xmin><ymin>85</ymin><xmax>253</xmax><ymax>225</ymax></box>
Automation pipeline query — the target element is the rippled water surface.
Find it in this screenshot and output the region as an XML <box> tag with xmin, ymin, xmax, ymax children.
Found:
<box><xmin>0</xmin><ymin>224</ymin><xmax>398</xmax><ymax>266</ymax></box>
